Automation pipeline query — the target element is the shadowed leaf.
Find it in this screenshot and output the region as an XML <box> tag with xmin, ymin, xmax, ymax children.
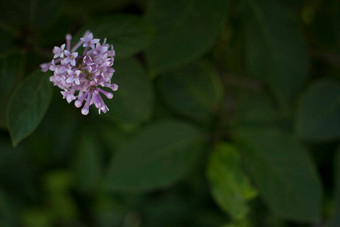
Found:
<box><xmin>106</xmin><ymin>120</ymin><xmax>205</xmax><ymax>192</ymax></box>
<box><xmin>7</xmin><ymin>70</ymin><xmax>52</xmax><ymax>146</ymax></box>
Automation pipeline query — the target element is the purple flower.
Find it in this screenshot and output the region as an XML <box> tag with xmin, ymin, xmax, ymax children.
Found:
<box><xmin>66</xmin><ymin>69</ymin><xmax>81</xmax><ymax>85</ymax></box>
<box><xmin>40</xmin><ymin>63</ymin><xmax>50</xmax><ymax>72</ymax></box>
<box><xmin>61</xmin><ymin>90</ymin><xmax>76</xmax><ymax>103</ymax></box>
<box><xmin>62</xmin><ymin>50</ymin><xmax>78</xmax><ymax>66</ymax></box>
<box><xmin>80</xmin><ymin>31</ymin><xmax>100</xmax><ymax>49</ymax></box>
<box><xmin>91</xmin><ymin>42</ymin><xmax>109</xmax><ymax>56</ymax></box>
<box><xmin>40</xmin><ymin>31</ymin><xmax>118</xmax><ymax>115</ymax></box>
<box><xmin>53</xmin><ymin>44</ymin><xmax>65</xmax><ymax>58</ymax></box>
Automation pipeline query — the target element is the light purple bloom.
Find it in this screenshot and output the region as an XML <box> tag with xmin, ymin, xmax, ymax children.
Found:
<box><xmin>53</xmin><ymin>44</ymin><xmax>65</xmax><ymax>58</ymax></box>
<box><xmin>66</xmin><ymin>69</ymin><xmax>81</xmax><ymax>85</ymax></box>
<box><xmin>80</xmin><ymin>32</ymin><xmax>100</xmax><ymax>49</ymax></box>
<box><xmin>92</xmin><ymin>42</ymin><xmax>109</xmax><ymax>56</ymax></box>
<box><xmin>40</xmin><ymin>63</ymin><xmax>50</xmax><ymax>72</ymax></box>
<box><xmin>61</xmin><ymin>90</ymin><xmax>76</xmax><ymax>103</ymax></box>
<box><xmin>62</xmin><ymin>50</ymin><xmax>78</xmax><ymax>66</ymax></box>
<box><xmin>40</xmin><ymin>31</ymin><xmax>118</xmax><ymax>115</ymax></box>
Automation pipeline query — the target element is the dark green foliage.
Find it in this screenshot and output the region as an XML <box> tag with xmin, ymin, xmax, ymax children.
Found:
<box><xmin>234</xmin><ymin>127</ymin><xmax>322</xmax><ymax>222</ymax></box>
<box><xmin>106</xmin><ymin>120</ymin><xmax>204</xmax><ymax>192</ymax></box>
<box><xmin>296</xmin><ymin>79</ymin><xmax>340</xmax><ymax>142</ymax></box>
<box><xmin>105</xmin><ymin>58</ymin><xmax>154</xmax><ymax>124</ymax></box>
<box><xmin>207</xmin><ymin>143</ymin><xmax>257</xmax><ymax>219</ymax></box>
<box><xmin>158</xmin><ymin>61</ymin><xmax>223</xmax><ymax>123</ymax></box>
<box><xmin>73</xmin><ymin>131</ymin><xmax>102</xmax><ymax>194</ymax></box>
<box><xmin>0</xmin><ymin>0</ymin><xmax>339</xmax><ymax>226</ymax></box>
<box><xmin>7</xmin><ymin>71</ymin><xmax>52</xmax><ymax>146</ymax></box>
<box><xmin>74</xmin><ymin>14</ymin><xmax>155</xmax><ymax>59</ymax></box>
<box><xmin>0</xmin><ymin>52</ymin><xmax>25</xmax><ymax>129</ymax></box>
<box><xmin>242</xmin><ymin>0</ymin><xmax>308</xmax><ymax>109</ymax></box>
<box><xmin>145</xmin><ymin>0</ymin><xmax>230</xmax><ymax>76</ymax></box>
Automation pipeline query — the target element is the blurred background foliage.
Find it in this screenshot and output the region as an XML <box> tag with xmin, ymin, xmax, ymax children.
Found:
<box><xmin>0</xmin><ymin>0</ymin><xmax>339</xmax><ymax>226</ymax></box>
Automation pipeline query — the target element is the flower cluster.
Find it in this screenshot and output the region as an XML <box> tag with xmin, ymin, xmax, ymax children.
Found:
<box><xmin>40</xmin><ymin>31</ymin><xmax>118</xmax><ymax>115</ymax></box>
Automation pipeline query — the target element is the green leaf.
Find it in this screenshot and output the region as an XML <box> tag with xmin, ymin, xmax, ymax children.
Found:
<box><xmin>0</xmin><ymin>52</ymin><xmax>25</xmax><ymax>129</ymax></box>
<box><xmin>145</xmin><ymin>0</ymin><xmax>230</xmax><ymax>75</ymax></box>
<box><xmin>242</xmin><ymin>0</ymin><xmax>308</xmax><ymax>108</ymax></box>
<box><xmin>76</xmin><ymin>14</ymin><xmax>154</xmax><ymax>59</ymax></box>
<box><xmin>100</xmin><ymin>123</ymin><xmax>137</xmax><ymax>153</ymax></box>
<box><xmin>329</xmin><ymin>146</ymin><xmax>340</xmax><ymax>227</ymax></box>
<box><xmin>7</xmin><ymin>70</ymin><xmax>52</xmax><ymax>146</ymax></box>
<box><xmin>106</xmin><ymin>120</ymin><xmax>204</xmax><ymax>192</ymax></box>
<box><xmin>158</xmin><ymin>61</ymin><xmax>223</xmax><ymax>122</ymax></box>
<box><xmin>105</xmin><ymin>58</ymin><xmax>153</xmax><ymax>124</ymax></box>
<box><xmin>207</xmin><ymin>143</ymin><xmax>257</xmax><ymax>219</ymax></box>
<box><xmin>234</xmin><ymin>92</ymin><xmax>281</xmax><ymax>124</ymax></box>
<box><xmin>234</xmin><ymin>127</ymin><xmax>323</xmax><ymax>223</ymax></box>
<box><xmin>233</xmin><ymin>91</ymin><xmax>293</xmax><ymax>132</ymax></box>
<box><xmin>73</xmin><ymin>131</ymin><xmax>102</xmax><ymax>194</ymax></box>
<box><xmin>296</xmin><ymin>79</ymin><xmax>340</xmax><ymax>142</ymax></box>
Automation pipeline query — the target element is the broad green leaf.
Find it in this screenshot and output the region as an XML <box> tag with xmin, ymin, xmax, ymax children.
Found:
<box><xmin>207</xmin><ymin>143</ymin><xmax>257</xmax><ymax>219</ymax></box>
<box><xmin>234</xmin><ymin>127</ymin><xmax>322</xmax><ymax>223</ymax></box>
<box><xmin>233</xmin><ymin>91</ymin><xmax>293</xmax><ymax>132</ymax></box>
<box><xmin>145</xmin><ymin>0</ymin><xmax>230</xmax><ymax>75</ymax></box>
<box><xmin>242</xmin><ymin>0</ymin><xmax>308</xmax><ymax>108</ymax></box>
<box><xmin>296</xmin><ymin>80</ymin><xmax>340</xmax><ymax>142</ymax></box>
<box><xmin>105</xmin><ymin>58</ymin><xmax>153</xmax><ymax>124</ymax></box>
<box><xmin>329</xmin><ymin>146</ymin><xmax>340</xmax><ymax>227</ymax></box>
<box><xmin>73</xmin><ymin>132</ymin><xmax>102</xmax><ymax>194</ymax></box>
<box><xmin>23</xmin><ymin>96</ymin><xmax>79</xmax><ymax>168</ymax></box>
<box><xmin>100</xmin><ymin>123</ymin><xmax>137</xmax><ymax>153</ymax></box>
<box><xmin>7</xmin><ymin>70</ymin><xmax>52</xmax><ymax>146</ymax></box>
<box><xmin>0</xmin><ymin>52</ymin><xmax>25</xmax><ymax>129</ymax></box>
<box><xmin>158</xmin><ymin>62</ymin><xmax>223</xmax><ymax>122</ymax></box>
<box><xmin>106</xmin><ymin>120</ymin><xmax>204</xmax><ymax>192</ymax></box>
<box><xmin>76</xmin><ymin>14</ymin><xmax>154</xmax><ymax>59</ymax></box>
<box><xmin>234</xmin><ymin>92</ymin><xmax>281</xmax><ymax>125</ymax></box>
